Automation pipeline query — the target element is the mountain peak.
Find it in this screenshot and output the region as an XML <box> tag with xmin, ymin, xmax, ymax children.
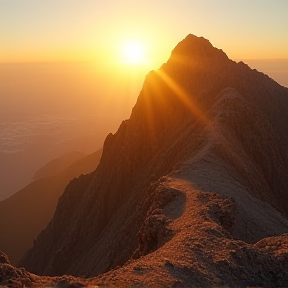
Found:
<box><xmin>170</xmin><ymin>34</ymin><xmax>228</xmax><ymax>62</ymax></box>
<box><xmin>19</xmin><ymin>34</ymin><xmax>288</xmax><ymax>287</ymax></box>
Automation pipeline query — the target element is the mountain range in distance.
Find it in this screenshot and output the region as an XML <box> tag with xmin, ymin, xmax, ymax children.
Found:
<box><xmin>0</xmin><ymin>149</ymin><xmax>102</xmax><ymax>266</ymax></box>
<box><xmin>1</xmin><ymin>34</ymin><xmax>288</xmax><ymax>288</ymax></box>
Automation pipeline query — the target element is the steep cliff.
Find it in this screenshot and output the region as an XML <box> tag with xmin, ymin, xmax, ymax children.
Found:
<box><xmin>19</xmin><ymin>34</ymin><xmax>288</xmax><ymax>287</ymax></box>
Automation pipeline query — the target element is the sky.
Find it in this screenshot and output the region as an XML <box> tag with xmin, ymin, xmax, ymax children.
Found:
<box><xmin>1</xmin><ymin>0</ymin><xmax>288</xmax><ymax>66</ymax></box>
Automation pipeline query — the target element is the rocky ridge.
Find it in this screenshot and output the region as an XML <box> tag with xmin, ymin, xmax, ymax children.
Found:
<box><xmin>15</xmin><ymin>34</ymin><xmax>288</xmax><ymax>287</ymax></box>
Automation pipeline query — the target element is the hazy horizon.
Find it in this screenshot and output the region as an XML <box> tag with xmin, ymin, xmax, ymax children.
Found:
<box><xmin>0</xmin><ymin>60</ymin><xmax>147</xmax><ymax>200</ymax></box>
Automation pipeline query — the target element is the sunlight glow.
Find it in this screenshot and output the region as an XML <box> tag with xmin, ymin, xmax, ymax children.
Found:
<box><xmin>155</xmin><ymin>69</ymin><xmax>211</xmax><ymax>127</ymax></box>
<box><xmin>121</xmin><ymin>40</ymin><xmax>147</xmax><ymax>65</ymax></box>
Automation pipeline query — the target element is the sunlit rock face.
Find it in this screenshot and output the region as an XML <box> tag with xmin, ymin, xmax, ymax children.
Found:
<box><xmin>19</xmin><ymin>34</ymin><xmax>288</xmax><ymax>287</ymax></box>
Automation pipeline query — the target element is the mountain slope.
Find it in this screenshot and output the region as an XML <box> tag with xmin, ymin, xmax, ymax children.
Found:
<box><xmin>0</xmin><ymin>148</ymin><xmax>102</xmax><ymax>265</ymax></box>
<box><xmin>33</xmin><ymin>151</ymin><xmax>85</xmax><ymax>180</ymax></box>
<box><xmin>20</xmin><ymin>34</ymin><xmax>288</xmax><ymax>287</ymax></box>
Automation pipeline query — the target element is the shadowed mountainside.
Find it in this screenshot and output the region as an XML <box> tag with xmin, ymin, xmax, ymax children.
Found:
<box><xmin>0</xmin><ymin>148</ymin><xmax>102</xmax><ymax>266</ymax></box>
<box><xmin>32</xmin><ymin>151</ymin><xmax>85</xmax><ymax>180</ymax></box>
<box><xmin>17</xmin><ymin>34</ymin><xmax>288</xmax><ymax>287</ymax></box>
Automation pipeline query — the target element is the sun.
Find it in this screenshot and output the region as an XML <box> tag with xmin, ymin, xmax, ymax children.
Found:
<box><xmin>121</xmin><ymin>40</ymin><xmax>147</xmax><ymax>65</ymax></box>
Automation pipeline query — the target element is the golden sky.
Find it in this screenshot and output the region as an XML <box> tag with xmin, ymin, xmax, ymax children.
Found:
<box><xmin>1</xmin><ymin>0</ymin><xmax>288</xmax><ymax>69</ymax></box>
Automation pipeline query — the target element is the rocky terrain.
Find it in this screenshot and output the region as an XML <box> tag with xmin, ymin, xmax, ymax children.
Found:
<box><xmin>1</xmin><ymin>34</ymin><xmax>288</xmax><ymax>287</ymax></box>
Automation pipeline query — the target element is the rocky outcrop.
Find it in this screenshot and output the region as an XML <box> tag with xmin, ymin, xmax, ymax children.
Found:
<box><xmin>0</xmin><ymin>251</ymin><xmax>10</xmax><ymax>264</ymax></box>
<box><xmin>0</xmin><ymin>251</ymin><xmax>89</xmax><ymax>288</ymax></box>
<box><xmin>20</xmin><ymin>34</ymin><xmax>288</xmax><ymax>287</ymax></box>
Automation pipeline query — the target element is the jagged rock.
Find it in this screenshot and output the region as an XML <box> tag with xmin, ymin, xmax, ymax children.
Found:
<box><xmin>0</xmin><ymin>251</ymin><xmax>10</xmax><ymax>264</ymax></box>
<box><xmin>0</xmin><ymin>255</ymin><xmax>88</xmax><ymax>288</ymax></box>
<box><xmin>138</xmin><ymin>213</ymin><xmax>173</xmax><ymax>255</ymax></box>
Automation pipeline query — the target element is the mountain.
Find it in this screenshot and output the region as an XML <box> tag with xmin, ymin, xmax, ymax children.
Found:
<box><xmin>0</xmin><ymin>250</ymin><xmax>87</xmax><ymax>288</ymax></box>
<box><xmin>0</xmin><ymin>148</ymin><xmax>102</xmax><ymax>266</ymax></box>
<box><xmin>19</xmin><ymin>35</ymin><xmax>288</xmax><ymax>287</ymax></box>
<box><xmin>33</xmin><ymin>151</ymin><xmax>85</xmax><ymax>180</ymax></box>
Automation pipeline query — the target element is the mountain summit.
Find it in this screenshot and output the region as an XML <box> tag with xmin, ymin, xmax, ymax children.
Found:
<box><xmin>19</xmin><ymin>34</ymin><xmax>288</xmax><ymax>287</ymax></box>
<box><xmin>171</xmin><ymin>34</ymin><xmax>229</xmax><ymax>61</ymax></box>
